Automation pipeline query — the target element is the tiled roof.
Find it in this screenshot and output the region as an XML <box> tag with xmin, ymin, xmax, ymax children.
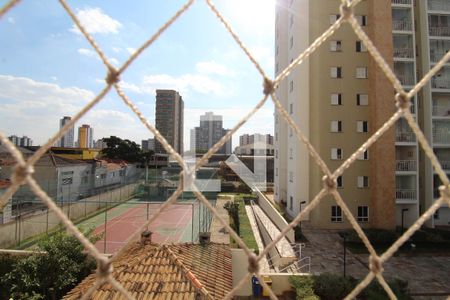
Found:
<box><xmin>63</xmin><ymin>243</ymin><xmax>232</xmax><ymax>300</ymax></box>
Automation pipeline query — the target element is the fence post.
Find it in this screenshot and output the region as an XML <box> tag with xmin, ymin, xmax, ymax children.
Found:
<box><xmin>146</xmin><ymin>202</ymin><xmax>149</xmax><ymax>221</ymax></box>
<box><xmin>191</xmin><ymin>203</ymin><xmax>194</xmax><ymax>242</ymax></box>
<box><xmin>103</xmin><ymin>202</ymin><xmax>108</xmax><ymax>253</ymax></box>
<box><xmin>46</xmin><ymin>208</ymin><xmax>49</xmax><ymax>234</ymax></box>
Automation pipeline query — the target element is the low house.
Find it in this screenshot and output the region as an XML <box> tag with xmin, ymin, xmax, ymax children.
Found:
<box><xmin>63</xmin><ymin>239</ymin><xmax>232</xmax><ymax>299</ymax></box>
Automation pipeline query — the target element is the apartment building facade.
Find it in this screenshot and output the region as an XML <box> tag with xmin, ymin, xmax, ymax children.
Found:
<box><xmin>58</xmin><ymin>116</ymin><xmax>75</xmax><ymax>148</ymax></box>
<box><xmin>78</xmin><ymin>124</ymin><xmax>94</xmax><ymax>148</ymax></box>
<box><xmin>275</xmin><ymin>0</ymin><xmax>450</xmax><ymax>229</ymax></box>
<box><xmin>155</xmin><ymin>90</ymin><xmax>184</xmax><ymax>155</ymax></box>
<box><xmin>190</xmin><ymin>112</ymin><xmax>232</xmax><ymax>155</ymax></box>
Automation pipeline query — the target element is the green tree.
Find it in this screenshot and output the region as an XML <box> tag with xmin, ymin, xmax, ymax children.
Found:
<box><xmin>1</xmin><ymin>231</ymin><xmax>98</xmax><ymax>300</ymax></box>
<box><xmin>224</xmin><ymin>201</ymin><xmax>240</xmax><ymax>235</ymax></box>
<box><xmin>101</xmin><ymin>136</ymin><xmax>144</xmax><ymax>163</ymax></box>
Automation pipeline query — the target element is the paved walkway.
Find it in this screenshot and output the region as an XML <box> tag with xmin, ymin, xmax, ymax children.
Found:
<box><xmin>302</xmin><ymin>229</ymin><xmax>450</xmax><ymax>297</ymax></box>
<box><xmin>245</xmin><ymin>205</ymin><xmax>271</xmax><ymax>272</ymax></box>
<box><xmin>210</xmin><ymin>196</ymin><xmax>231</xmax><ymax>244</ymax></box>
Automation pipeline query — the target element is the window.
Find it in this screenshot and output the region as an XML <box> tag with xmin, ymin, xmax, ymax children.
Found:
<box><xmin>357</xmin><ymin>176</ymin><xmax>369</xmax><ymax>188</ymax></box>
<box><xmin>275</xmin><ymin>132</ymin><xmax>278</xmax><ymax>141</ymax></box>
<box><xmin>289</xmin><ymin>171</ymin><xmax>294</xmax><ymax>182</ymax></box>
<box><xmin>330</xmin><ymin>67</ymin><xmax>342</xmax><ymax>78</ymax></box>
<box><xmin>289</xmin><ymin>196</ymin><xmax>293</xmax><ymax>210</ymax></box>
<box><xmin>331</xmin><ymin>121</ymin><xmax>343</xmax><ymax>133</ymax></box>
<box><xmin>61</xmin><ymin>171</ymin><xmax>74</xmax><ymax>176</ymax></box>
<box><xmin>81</xmin><ymin>176</ymin><xmax>89</xmax><ymax>184</ymax></box>
<box><xmin>337</xmin><ymin>176</ymin><xmax>343</xmax><ymax>188</ymax></box>
<box><xmin>357</xmin><ymin>206</ymin><xmax>369</xmax><ymax>222</ymax></box>
<box><xmin>290</xmin><ymin>36</ymin><xmax>294</xmax><ymax>49</ymax></box>
<box><xmin>356</xmin><ymin>15</ymin><xmax>367</xmax><ymax>26</ymax></box>
<box><xmin>290</xmin><ymin>14</ymin><xmax>294</xmax><ymax>28</ymax></box>
<box><xmin>331</xmin><ymin>148</ymin><xmax>343</xmax><ymax>160</ymax></box>
<box><xmin>356</xmin><ymin>41</ymin><xmax>367</xmax><ymax>52</ymax></box>
<box><xmin>119</xmin><ymin>169</ymin><xmax>125</xmax><ymax>177</ymax></box>
<box><xmin>331</xmin><ymin>93</ymin><xmax>342</xmax><ymax>105</ymax></box>
<box><xmin>357</xmin><ymin>150</ymin><xmax>369</xmax><ymax>160</ymax></box>
<box><xmin>276</xmin><ymin>168</ymin><xmax>278</xmax><ymax>176</ymax></box>
<box><xmin>356</xmin><ymin>67</ymin><xmax>368</xmax><ymax>79</ymax></box>
<box><xmin>357</xmin><ymin>121</ymin><xmax>369</xmax><ymax>133</ymax></box>
<box><xmin>289</xmin><ymin>127</ymin><xmax>293</xmax><ymax>137</ymax></box>
<box><xmin>275</xmin><ymin>150</ymin><xmax>278</xmax><ymax>158</ymax></box>
<box><xmin>330</xmin><ymin>14</ymin><xmax>340</xmax><ymax>24</ymax></box>
<box><xmin>357</xmin><ymin>94</ymin><xmax>369</xmax><ymax>106</ymax></box>
<box><xmin>289</xmin><ymin>103</ymin><xmax>293</xmax><ymax>114</ymax></box>
<box><xmin>100</xmin><ymin>174</ymin><xmax>106</xmax><ymax>179</ymax></box>
<box><xmin>290</xmin><ymin>148</ymin><xmax>293</xmax><ymax>159</ymax></box>
<box><xmin>331</xmin><ymin>205</ymin><xmax>342</xmax><ymax>222</ymax></box>
<box><xmin>289</xmin><ymin>80</ymin><xmax>294</xmax><ymax>92</ymax></box>
<box><xmin>62</xmin><ymin>177</ymin><xmax>73</xmax><ymax>185</ymax></box>
<box><xmin>330</xmin><ymin>40</ymin><xmax>342</xmax><ymax>52</ymax></box>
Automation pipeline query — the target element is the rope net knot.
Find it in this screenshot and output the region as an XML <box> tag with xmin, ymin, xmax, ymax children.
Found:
<box><xmin>97</xmin><ymin>258</ymin><xmax>113</xmax><ymax>278</ymax></box>
<box><xmin>322</xmin><ymin>175</ymin><xmax>337</xmax><ymax>193</ymax></box>
<box><xmin>11</xmin><ymin>164</ymin><xmax>34</xmax><ymax>185</ymax></box>
<box><xmin>339</xmin><ymin>2</ymin><xmax>353</xmax><ymax>21</ymax></box>
<box><xmin>395</xmin><ymin>92</ymin><xmax>411</xmax><ymax>111</ymax></box>
<box><xmin>106</xmin><ymin>67</ymin><xmax>120</xmax><ymax>85</ymax></box>
<box><xmin>369</xmin><ymin>255</ymin><xmax>383</xmax><ymax>276</ymax></box>
<box><xmin>263</xmin><ymin>77</ymin><xmax>275</xmax><ymax>96</ymax></box>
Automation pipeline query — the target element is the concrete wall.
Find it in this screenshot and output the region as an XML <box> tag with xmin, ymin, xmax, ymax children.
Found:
<box><xmin>231</xmin><ymin>248</ymin><xmax>300</xmax><ymax>297</ymax></box>
<box><xmin>255</xmin><ymin>189</ymin><xmax>295</xmax><ymax>243</ymax></box>
<box><xmin>0</xmin><ymin>183</ymin><xmax>139</xmax><ymax>248</ymax></box>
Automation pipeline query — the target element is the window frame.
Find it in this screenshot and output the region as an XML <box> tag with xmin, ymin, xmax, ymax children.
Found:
<box><xmin>331</xmin><ymin>205</ymin><xmax>343</xmax><ymax>222</ymax></box>
<box><xmin>357</xmin><ymin>206</ymin><xmax>369</xmax><ymax>222</ymax></box>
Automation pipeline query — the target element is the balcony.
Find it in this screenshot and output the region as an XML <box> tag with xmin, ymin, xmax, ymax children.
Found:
<box><xmin>396</xmin><ymin>131</ymin><xmax>416</xmax><ymax>143</ymax></box>
<box><xmin>396</xmin><ymin>189</ymin><xmax>417</xmax><ymax>200</ymax></box>
<box><xmin>433</xmin><ymin>132</ymin><xmax>450</xmax><ymax>144</ymax></box>
<box><xmin>428</xmin><ymin>0</ymin><xmax>450</xmax><ymax>11</ymax></box>
<box><xmin>432</xmin><ymin>105</ymin><xmax>450</xmax><ymax>117</ymax></box>
<box><xmin>432</xmin><ymin>78</ymin><xmax>450</xmax><ymax>89</ymax></box>
<box><xmin>396</xmin><ymin>160</ymin><xmax>417</xmax><ymax>171</ymax></box>
<box><xmin>392</xmin><ymin>20</ymin><xmax>413</xmax><ymax>31</ymax></box>
<box><xmin>429</xmin><ymin>27</ymin><xmax>450</xmax><ymax>37</ymax></box>
<box><xmin>438</xmin><ymin>160</ymin><xmax>450</xmax><ymax>170</ymax></box>
<box><xmin>430</xmin><ymin>50</ymin><xmax>449</xmax><ymax>63</ymax></box>
<box><xmin>397</xmin><ymin>74</ymin><xmax>415</xmax><ymax>86</ymax></box>
<box><xmin>394</xmin><ymin>48</ymin><xmax>414</xmax><ymax>59</ymax></box>
<box><xmin>392</xmin><ymin>0</ymin><xmax>412</xmax><ymax>4</ymax></box>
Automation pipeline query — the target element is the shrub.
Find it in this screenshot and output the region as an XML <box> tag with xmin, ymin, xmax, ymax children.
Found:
<box><xmin>289</xmin><ymin>276</ymin><xmax>319</xmax><ymax>300</ymax></box>
<box><xmin>346</xmin><ymin>229</ymin><xmax>397</xmax><ymax>245</ymax></box>
<box><xmin>362</xmin><ymin>278</ymin><xmax>412</xmax><ymax>300</ymax></box>
<box><xmin>224</xmin><ymin>201</ymin><xmax>240</xmax><ymax>235</ymax></box>
<box><xmin>313</xmin><ymin>273</ymin><xmax>357</xmax><ymax>300</ymax></box>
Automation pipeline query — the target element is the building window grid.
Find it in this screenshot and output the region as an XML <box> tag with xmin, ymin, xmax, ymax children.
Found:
<box><xmin>330</xmin><ymin>14</ymin><xmax>341</xmax><ymax>25</ymax></box>
<box><xmin>331</xmin><ymin>148</ymin><xmax>343</xmax><ymax>160</ymax></box>
<box><xmin>356</xmin><ymin>41</ymin><xmax>368</xmax><ymax>52</ymax></box>
<box><xmin>356</xmin><ymin>15</ymin><xmax>367</xmax><ymax>26</ymax></box>
<box><xmin>357</xmin><ymin>206</ymin><xmax>369</xmax><ymax>222</ymax></box>
<box><xmin>331</xmin><ymin>93</ymin><xmax>342</xmax><ymax>105</ymax></box>
<box><xmin>331</xmin><ymin>120</ymin><xmax>343</xmax><ymax>133</ymax></box>
<box><xmin>330</xmin><ymin>40</ymin><xmax>342</xmax><ymax>52</ymax></box>
<box><xmin>331</xmin><ymin>205</ymin><xmax>343</xmax><ymax>222</ymax></box>
<box><xmin>331</xmin><ymin>67</ymin><xmax>342</xmax><ymax>78</ymax></box>
<box><xmin>337</xmin><ymin>176</ymin><xmax>343</xmax><ymax>188</ymax></box>
<box><xmin>357</xmin><ymin>176</ymin><xmax>369</xmax><ymax>188</ymax></box>
<box><xmin>356</xmin><ymin>67</ymin><xmax>368</xmax><ymax>79</ymax></box>
<box><xmin>357</xmin><ymin>121</ymin><xmax>369</xmax><ymax>133</ymax></box>
<box><xmin>357</xmin><ymin>94</ymin><xmax>369</xmax><ymax>106</ymax></box>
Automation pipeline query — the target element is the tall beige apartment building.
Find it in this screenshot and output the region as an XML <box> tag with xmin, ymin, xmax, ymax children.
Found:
<box><xmin>274</xmin><ymin>0</ymin><xmax>450</xmax><ymax>229</ymax></box>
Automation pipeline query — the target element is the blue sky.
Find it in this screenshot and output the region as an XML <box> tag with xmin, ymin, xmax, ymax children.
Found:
<box><xmin>0</xmin><ymin>0</ymin><xmax>275</xmax><ymax>151</ymax></box>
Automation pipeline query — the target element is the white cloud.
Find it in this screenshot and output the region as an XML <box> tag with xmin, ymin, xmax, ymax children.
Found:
<box><xmin>109</xmin><ymin>57</ymin><xmax>119</xmax><ymax>66</ymax></box>
<box><xmin>142</xmin><ymin>73</ymin><xmax>224</xmax><ymax>96</ymax></box>
<box><xmin>0</xmin><ymin>75</ymin><xmax>151</xmax><ymax>145</ymax></box>
<box><xmin>51</xmin><ymin>76</ymin><xmax>58</xmax><ymax>81</ymax></box>
<box><xmin>7</xmin><ymin>17</ymin><xmax>15</xmax><ymax>24</ymax></box>
<box><xmin>118</xmin><ymin>81</ymin><xmax>143</xmax><ymax>94</ymax></box>
<box><xmin>70</xmin><ymin>7</ymin><xmax>122</xmax><ymax>35</ymax></box>
<box><xmin>195</xmin><ymin>61</ymin><xmax>235</xmax><ymax>77</ymax></box>
<box><xmin>112</xmin><ymin>46</ymin><xmax>121</xmax><ymax>53</ymax></box>
<box><xmin>77</xmin><ymin>48</ymin><xmax>97</xmax><ymax>58</ymax></box>
<box><xmin>126</xmin><ymin>47</ymin><xmax>136</xmax><ymax>55</ymax></box>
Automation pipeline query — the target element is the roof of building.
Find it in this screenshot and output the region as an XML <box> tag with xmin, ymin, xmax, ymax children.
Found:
<box><xmin>63</xmin><ymin>242</ymin><xmax>232</xmax><ymax>300</ymax></box>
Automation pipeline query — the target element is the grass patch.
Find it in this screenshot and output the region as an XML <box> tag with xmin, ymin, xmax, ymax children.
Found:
<box><xmin>227</xmin><ymin>196</ymin><xmax>258</xmax><ymax>253</ymax></box>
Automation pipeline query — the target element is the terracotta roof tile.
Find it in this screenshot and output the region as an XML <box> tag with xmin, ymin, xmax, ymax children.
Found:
<box><xmin>63</xmin><ymin>243</ymin><xmax>232</xmax><ymax>300</ymax></box>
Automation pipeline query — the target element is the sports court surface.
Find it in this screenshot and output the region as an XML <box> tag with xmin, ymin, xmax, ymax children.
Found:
<box><xmin>77</xmin><ymin>200</ymin><xmax>197</xmax><ymax>254</ymax></box>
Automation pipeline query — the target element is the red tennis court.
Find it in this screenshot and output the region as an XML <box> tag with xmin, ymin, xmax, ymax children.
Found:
<box><xmin>92</xmin><ymin>202</ymin><xmax>194</xmax><ymax>254</ymax></box>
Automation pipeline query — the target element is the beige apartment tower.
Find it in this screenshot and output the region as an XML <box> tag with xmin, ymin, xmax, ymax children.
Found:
<box><xmin>275</xmin><ymin>0</ymin><xmax>450</xmax><ymax>230</ymax></box>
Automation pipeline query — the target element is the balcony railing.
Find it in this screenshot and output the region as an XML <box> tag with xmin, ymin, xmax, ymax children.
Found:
<box><xmin>432</xmin><ymin>105</ymin><xmax>450</xmax><ymax>117</ymax></box>
<box><xmin>437</xmin><ymin>160</ymin><xmax>450</xmax><ymax>170</ymax></box>
<box><xmin>431</xmin><ymin>78</ymin><xmax>450</xmax><ymax>89</ymax></box>
<box><xmin>428</xmin><ymin>0</ymin><xmax>450</xmax><ymax>11</ymax></box>
<box><xmin>396</xmin><ymin>131</ymin><xmax>416</xmax><ymax>143</ymax></box>
<box><xmin>396</xmin><ymin>189</ymin><xmax>417</xmax><ymax>200</ymax></box>
<box><xmin>433</xmin><ymin>131</ymin><xmax>450</xmax><ymax>144</ymax></box>
<box><xmin>392</xmin><ymin>20</ymin><xmax>413</xmax><ymax>31</ymax></box>
<box><xmin>393</xmin><ymin>0</ymin><xmax>412</xmax><ymax>4</ymax></box>
<box><xmin>396</xmin><ymin>160</ymin><xmax>417</xmax><ymax>171</ymax></box>
<box><xmin>394</xmin><ymin>48</ymin><xmax>414</xmax><ymax>59</ymax></box>
<box><xmin>397</xmin><ymin>74</ymin><xmax>415</xmax><ymax>86</ymax></box>
<box><xmin>430</xmin><ymin>50</ymin><xmax>449</xmax><ymax>63</ymax></box>
<box><xmin>429</xmin><ymin>26</ymin><xmax>450</xmax><ymax>37</ymax></box>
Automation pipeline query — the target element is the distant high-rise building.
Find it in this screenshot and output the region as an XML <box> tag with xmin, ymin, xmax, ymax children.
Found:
<box><xmin>190</xmin><ymin>112</ymin><xmax>232</xmax><ymax>155</ymax></box>
<box><xmin>8</xmin><ymin>135</ymin><xmax>33</xmax><ymax>147</ymax></box>
<box><xmin>59</xmin><ymin>116</ymin><xmax>74</xmax><ymax>148</ymax></box>
<box><xmin>78</xmin><ymin>124</ymin><xmax>94</xmax><ymax>148</ymax></box>
<box><xmin>142</xmin><ymin>138</ymin><xmax>155</xmax><ymax>152</ymax></box>
<box><xmin>239</xmin><ymin>133</ymin><xmax>274</xmax><ymax>146</ymax></box>
<box><xmin>94</xmin><ymin>138</ymin><xmax>108</xmax><ymax>149</ymax></box>
<box><xmin>155</xmin><ymin>90</ymin><xmax>184</xmax><ymax>154</ymax></box>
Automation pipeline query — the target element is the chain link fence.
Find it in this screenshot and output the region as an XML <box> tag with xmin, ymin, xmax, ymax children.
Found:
<box><xmin>1</xmin><ymin>0</ymin><xmax>450</xmax><ymax>299</ymax></box>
